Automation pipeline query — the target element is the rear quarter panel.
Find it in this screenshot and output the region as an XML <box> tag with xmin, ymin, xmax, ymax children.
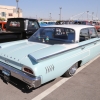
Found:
<box><xmin>33</xmin><ymin>38</ymin><xmax>100</xmax><ymax>84</ymax></box>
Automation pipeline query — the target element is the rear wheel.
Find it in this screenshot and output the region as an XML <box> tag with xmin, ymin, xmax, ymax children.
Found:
<box><xmin>63</xmin><ymin>63</ymin><xmax>78</xmax><ymax>77</ymax></box>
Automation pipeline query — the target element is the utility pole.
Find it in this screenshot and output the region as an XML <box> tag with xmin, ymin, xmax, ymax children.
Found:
<box><xmin>36</xmin><ymin>15</ymin><xmax>37</xmax><ymax>19</ymax></box>
<box><xmin>59</xmin><ymin>14</ymin><xmax>60</xmax><ymax>20</ymax></box>
<box><xmin>16</xmin><ymin>0</ymin><xmax>19</xmax><ymax>17</ymax></box>
<box><xmin>92</xmin><ymin>12</ymin><xmax>94</xmax><ymax>21</ymax></box>
<box><xmin>87</xmin><ymin>11</ymin><xmax>89</xmax><ymax>21</ymax></box>
<box><xmin>50</xmin><ymin>13</ymin><xmax>51</xmax><ymax>20</ymax></box>
<box><xmin>59</xmin><ymin>7</ymin><xmax>62</xmax><ymax>20</ymax></box>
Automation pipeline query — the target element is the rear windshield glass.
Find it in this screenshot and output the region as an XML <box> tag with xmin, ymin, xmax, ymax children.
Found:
<box><xmin>7</xmin><ymin>19</ymin><xmax>24</xmax><ymax>28</ymax></box>
<box><xmin>28</xmin><ymin>27</ymin><xmax>75</xmax><ymax>45</ymax></box>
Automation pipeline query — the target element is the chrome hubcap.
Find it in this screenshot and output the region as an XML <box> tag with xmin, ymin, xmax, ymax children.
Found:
<box><xmin>69</xmin><ymin>64</ymin><xmax>78</xmax><ymax>75</ymax></box>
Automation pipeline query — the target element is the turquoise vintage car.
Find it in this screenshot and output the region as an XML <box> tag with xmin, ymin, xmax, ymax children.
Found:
<box><xmin>39</xmin><ymin>21</ymin><xmax>48</xmax><ymax>27</ymax></box>
<box><xmin>0</xmin><ymin>25</ymin><xmax>99</xmax><ymax>89</ymax></box>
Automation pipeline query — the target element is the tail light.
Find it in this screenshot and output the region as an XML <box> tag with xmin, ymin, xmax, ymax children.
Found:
<box><xmin>23</xmin><ymin>67</ymin><xmax>33</xmax><ymax>75</ymax></box>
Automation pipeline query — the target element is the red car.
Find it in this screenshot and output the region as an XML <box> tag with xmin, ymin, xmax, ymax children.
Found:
<box><xmin>92</xmin><ymin>22</ymin><xmax>100</xmax><ymax>32</ymax></box>
<box><xmin>0</xmin><ymin>21</ymin><xmax>7</xmax><ymax>31</ymax></box>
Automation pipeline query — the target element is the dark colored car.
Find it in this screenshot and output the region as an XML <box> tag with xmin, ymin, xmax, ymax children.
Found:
<box><xmin>74</xmin><ymin>20</ymin><xmax>91</xmax><ymax>25</ymax></box>
<box><xmin>6</xmin><ymin>18</ymin><xmax>40</xmax><ymax>39</ymax></box>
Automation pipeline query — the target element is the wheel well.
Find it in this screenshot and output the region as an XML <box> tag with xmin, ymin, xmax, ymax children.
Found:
<box><xmin>78</xmin><ymin>60</ymin><xmax>82</xmax><ymax>68</ymax></box>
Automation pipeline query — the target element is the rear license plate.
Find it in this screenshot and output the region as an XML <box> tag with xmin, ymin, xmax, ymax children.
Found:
<box><xmin>2</xmin><ymin>68</ymin><xmax>10</xmax><ymax>82</ymax></box>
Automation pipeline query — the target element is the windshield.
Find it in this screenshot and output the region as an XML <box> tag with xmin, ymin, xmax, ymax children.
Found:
<box><xmin>28</xmin><ymin>27</ymin><xmax>75</xmax><ymax>45</ymax></box>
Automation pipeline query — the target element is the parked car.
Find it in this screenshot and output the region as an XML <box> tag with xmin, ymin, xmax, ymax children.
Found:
<box><xmin>0</xmin><ymin>18</ymin><xmax>40</xmax><ymax>43</ymax></box>
<box><xmin>39</xmin><ymin>21</ymin><xmax>48</xmax><ymax>27</ymax></box>
<box><xmin>74</xmin><ymin>20</ymin><xmax>91</xmax><ymax>25</ymax></box>
<box><xmin>0</xmin><ymin>25</ymin><xmax>99</xmax><ymax>89</ymax></box>
<box><xmin>92</xmin><ymin>21</ymin><xmax>100</xmax><ymax>32</ymax></box>
<box><xmin>43</xmin><ymin>21</ymin><xmax>56</xmax><ymax>25</ymax></box>
<box><xmin>0</xmin><ymin>21</ymin><xmax>7</xmax><ymax>32</ymax></box>
<box><xmin>6</xmin><ymin>18</ymin><xmax>40</xmax><ymax>39</ymax></box>
<box><xmin>56</xmin><ymin>20</ymin><xmax>73</xmax><ymax>25</ymax></box>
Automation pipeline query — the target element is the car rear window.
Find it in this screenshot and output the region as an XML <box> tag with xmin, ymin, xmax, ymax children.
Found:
<box><xmin>29</xmin><ymin>27</ymin><xmax>75</xmax><ymax>44</ymax></box>
<box><xmin>7</xmin><ymin>19</ymin><xmax>24</xmax><ymax>29</ymax></box>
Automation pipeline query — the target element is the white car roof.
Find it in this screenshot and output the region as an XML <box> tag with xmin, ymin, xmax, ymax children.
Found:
<box><xmin>43</xmin><ymin>25</ymin><xmax>95</xmax><ymax>43</ymax></box>
<box><xmin>43</xmin><ymin>25</ymin><xmax>94</xmax><ymax>30</ymax></box>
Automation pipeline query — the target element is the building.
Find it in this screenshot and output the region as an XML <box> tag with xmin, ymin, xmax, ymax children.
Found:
<box><xmin>0</xmin><ymin>5</ymin><xmax>22</xmax><ymax>21</ymax></box>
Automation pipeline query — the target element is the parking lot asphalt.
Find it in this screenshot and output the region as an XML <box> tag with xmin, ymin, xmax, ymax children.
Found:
<box><xmin>0</xmin><ymin>55</ymin><xmax>100</xmax><ymax>100</ymax></box>
<box><xmin>43</xmin><ymin>56</ymin><xmax>100</xmax><ymax>100</ymax></box>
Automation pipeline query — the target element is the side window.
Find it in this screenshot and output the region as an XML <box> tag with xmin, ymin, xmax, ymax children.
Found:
<box><xmin>28</xmin><ymin>20</ymin><xmax>39</xmax><ymax>29</ymax></box>
<box><xmin>80</xmin><ymin>28</ymin><xmax>89</xmax><ymax>42</ymax></box>
<box><xmin>1</xmin><ymin>12</ymin><xmax>6</xmax><ymax>17</ymax></box>
<box><xmin>33</xmin><ymin>21</ymin><xmax>40</xmax><ymax>29</ymax></box>
<box><xmin>54</xmin><ymin>28</ymin><xmax>75</xmax><ymax>42</ymax></box>
<box><xmin>89</xmin><ymin>28</ymin><xmax>98</xmax><ymax>38</ymax></box>
<box><xmin>54</xmin><ymin>28</ymin><xmax>67</xmax><ymax>39</ymax></box>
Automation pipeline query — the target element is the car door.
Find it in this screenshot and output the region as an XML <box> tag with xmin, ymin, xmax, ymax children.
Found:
<box><xmin>79</xmin><ymin>27</ymin><xmax>100</xmax><ymax>64</ymax></box>
<box><xmin>88</xmin><ymin>28</ymin><xmax>100</xmax><ymax>57</ymax></box>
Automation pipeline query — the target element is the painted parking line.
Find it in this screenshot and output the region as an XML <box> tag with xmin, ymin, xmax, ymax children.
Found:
<box><xmin>32</xmin><ymin>55</ymin><xmax>100</xmax><ymax>100</ymax></box>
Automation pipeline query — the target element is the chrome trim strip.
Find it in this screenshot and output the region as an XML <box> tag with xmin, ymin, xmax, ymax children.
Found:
<box><xmin>0</xmin><ymin>61</ymin><xmax>41</xmax><ymax>88</ymax></box>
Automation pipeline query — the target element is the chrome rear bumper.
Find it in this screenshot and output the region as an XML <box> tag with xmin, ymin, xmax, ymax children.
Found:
<box><xmin>0</xmin><ymin>61</ymin><xmax>41</xmax><ymax>88</ymax></box>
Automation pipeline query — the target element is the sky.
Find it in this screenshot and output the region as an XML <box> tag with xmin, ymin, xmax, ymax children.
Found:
<box><xmin>0</xmin><ymin>0</ymin><xmax>100</xmax><ymax>20</ymax></box>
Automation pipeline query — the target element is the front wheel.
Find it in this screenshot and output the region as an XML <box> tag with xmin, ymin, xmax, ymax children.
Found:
<box><xmin>63</xmin><ymin>63</ymin><xmax>78</xmax><ymax>77</ymax></box>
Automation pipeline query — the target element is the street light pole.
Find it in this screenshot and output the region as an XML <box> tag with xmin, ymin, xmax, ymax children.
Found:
<box><xmin>50</xmin><ymin>13</ymin><xmax>51</xmax><ymax>20</ymax></box>
<box><xmin>87</xmin><ymin>11</ymin><xmax>89</xmax><ymax>21</ymax></box>
<box><xmin>59</xmin><ymin>7</ymin><xmax>61</xmax><ymax>20</ymax></box>
<box><xmin>59</xmin><ymin>14</ymin><xmax>60</xmax><ymax>20</ymax></box>
<box><xmin>36</xmin><ymin>15</ymin><xmax>37</xmax><ymax>19</ymax></box>
<box><xmin>92</xmin><ymin>12</ymin><xmax>94</xmax><ymax>21</ymax></box>
<box><xmin>16</xmin><ymin>0</ymin><xmax>19</xmax><ymax>17</ymax></box>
